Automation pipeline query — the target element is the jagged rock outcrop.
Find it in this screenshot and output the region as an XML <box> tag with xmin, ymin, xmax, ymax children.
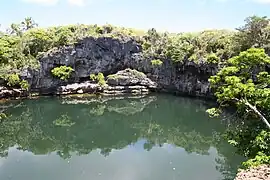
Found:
<box><xmin>21</xmin><ymin>36</ymin><xmax>217</xmax><ymax>98</ymax></box>
<box><xmin>235</xmin><ymin>165</ymin><xmax>270</xmax><ymax>180</ymax></box>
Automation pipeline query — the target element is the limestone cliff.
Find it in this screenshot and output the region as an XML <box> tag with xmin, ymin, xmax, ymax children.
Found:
<box><xmin>21</xmin><ymin>36</ymin><xmax>217</xmax><ymax>97</ymax></box>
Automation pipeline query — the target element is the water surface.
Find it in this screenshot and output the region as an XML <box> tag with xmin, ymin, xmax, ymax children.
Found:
<box><xmin>0</xmin><ymin>94</ymin><xmax>244</xmax><ymax>180</ymax></box>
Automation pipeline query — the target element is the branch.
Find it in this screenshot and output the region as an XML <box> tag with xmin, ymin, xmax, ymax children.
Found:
<box><xmin>244</xmin><ymin>100</ymin><xmax>270</xmax><ymax>129</ymax></box>
<box><xmin>232</xmin><ymin>97</ymin><xmax>270</xmax><ymax>129</ymax></box>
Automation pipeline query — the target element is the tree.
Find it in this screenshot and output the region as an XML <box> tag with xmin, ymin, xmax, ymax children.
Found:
<box><xmin>21</xmin><ymin>17</ymin><xmax>38</xmax><ymax>31</ymax></box>
<box><xmin>22</xmin><ymin>28</ymin><xmax>54</xmax><ymax>57</ymax></box>
<box><xmin>234</xmin><ymin>16</ymin><xmax>270</xmax><ymax>52</ymax></box>
<box><xmin>8</xmin><ymin>23</ymin><xmax>23</xmax><ymax>36</ymax></box>
<box><xmin>207</xmin><ymin>48</ymin><xmax>270</xmax><ymax>128</ymax></box>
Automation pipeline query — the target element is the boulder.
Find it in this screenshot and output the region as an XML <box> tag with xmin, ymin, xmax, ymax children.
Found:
<box><xmin>106</xmin><ymin>69</ymin><xmax>158</xmax><ymax>89</ymax></box>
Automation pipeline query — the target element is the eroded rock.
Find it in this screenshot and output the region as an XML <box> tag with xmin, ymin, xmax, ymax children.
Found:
<box><xmin>235</xmin><ymin>165</ymin><xmax>270</xmax><ymax>180</ymax></box>
<box><xmin>0</xmin><ymin>86</ymin><xmax>27</xmax><ymax>99</ymax></box>
<box><xmin>55</xmin><ymin>69</ymin><xmax>157</xmax><ymax>96</ymax></box>
<box><xmin>56</xmin><ymin>81</ymin><xmax>100</xmax><ymax>95</ymax></box>
<box><xmin>106</xmin><ymin>68</ymin><xmax>158</xmax><ymax>89</ymax></box>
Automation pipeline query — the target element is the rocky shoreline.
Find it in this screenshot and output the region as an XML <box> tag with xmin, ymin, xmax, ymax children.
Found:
<box><xmin>235</xmin><ymin>165</ymin><xmax>270</xmax><ymax>180</ymax></box>
<box><xmin>0</xmin><ymin>69</ymin><xmax>158</xmax><ymax>99</ymax></box>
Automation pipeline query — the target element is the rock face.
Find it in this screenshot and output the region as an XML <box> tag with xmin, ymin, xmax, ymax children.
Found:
<box><xmin>235</xmin><ymin>165</ymin><xmax>270</xmax><ymax>180</ymax></box>
<box><xmin>21</xmin><ymin>36</ymin><xmax>217</xmax><ymax>98</ymax></box>
<box><xmin>56</xmin><ymin>69</ymin><xmax>158</xmax><ymax>95</ymax></box>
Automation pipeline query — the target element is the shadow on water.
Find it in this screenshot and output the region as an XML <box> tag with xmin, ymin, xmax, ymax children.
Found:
<box><xmin>0</xmin><ymin>94</ymin><xmax>245</xmax><ymax>180</ymax></box>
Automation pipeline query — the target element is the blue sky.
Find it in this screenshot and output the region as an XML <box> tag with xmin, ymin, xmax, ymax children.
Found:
<box><xmin>0</xmin><ymin>0</ymin><xmax>270</xmax><ymax>32</ymax></box>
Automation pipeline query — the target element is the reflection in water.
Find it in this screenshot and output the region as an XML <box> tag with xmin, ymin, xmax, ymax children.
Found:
<box><xmin>0</xmin><ymin>94</ymin><xmax>245</xmax><ymax>180</ymax></box>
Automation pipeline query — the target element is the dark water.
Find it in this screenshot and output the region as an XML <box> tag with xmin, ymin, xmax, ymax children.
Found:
<box><xmin>0</xmin><ymin>94</ymin><xmax>245</xmax><ymax>180</ymax></box>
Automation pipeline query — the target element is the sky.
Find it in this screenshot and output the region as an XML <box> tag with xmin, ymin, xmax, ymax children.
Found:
<box><xmin>0</xmin><ymin>0</ymin><xmax>270</xmax><ymax>32</ymax></box>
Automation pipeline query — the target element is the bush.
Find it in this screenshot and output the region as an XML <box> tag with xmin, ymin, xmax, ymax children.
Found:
<box><xmin>97</xmin><ymin>73</ymin><xmax>106</xmax><ymax>86</ymax></box>
<box><xmin>51</xmin><ymin>66</ymin><xmax>74</xmax><ymax>80</ymax></box>
<box><xmin>206</xmin><ymin>53</ymin><xmax>220</xmax><ymax>64</ymax></box>
<box><xmin>19</xmin><ymin>80</ymin><xmax>30</xmax><ymax>90</ymax></box>
<box><xmin>0</xmin><ymin>113</ymin><xmax>7</xmax><ymax>120</ymax></box>
<box><xmin>90</xmin><ymin>74</ymin><xmax>96</xmax><ymax>81</ymax></box>
<box><xmin>243</xmin><ymin>152</ymin><xmax>270</xmax><ymax>168</ymax></box>
<box><xmin>6</xmin><ymin>74</ymin><xmax>20</xmax><ymax>87</ymax></box>
<box><xmin>151</xmin><ymin>59</ymin><xmax>163</xmax><ymax>66</ymax></box>
<box><xmin>89</xmin><ymin>72</ymin><xmax>106</xmax><ymax>86</ymax></box>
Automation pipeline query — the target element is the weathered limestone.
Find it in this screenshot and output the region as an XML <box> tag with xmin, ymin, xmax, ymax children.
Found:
<box><xmin>235</xmin><ymin>165</ymin><xmax>270</xmax><ymax>180</ymax></box>
<box><xmin>56</xmin><ymin>81</ymin><xmax>101</xmax><ymax>95</ymax></box>
<box><xmin>56</xmin><ymin>69</ymin><xmax>157</xmax><ymax>95</ymax></box>
<box><xmin>0</xmin><ymin>86</ymin><xmax>27</xmax><ymax>99</ymax></box>
<box><xmin>106</xmin><ymin>68</ymin><xmax>157</xmax><ymax>89</ymax></box>
<box><xmin>20</xmin><ymin>36</ymin><xmax>216</xmax><ymax>98</ymax></box>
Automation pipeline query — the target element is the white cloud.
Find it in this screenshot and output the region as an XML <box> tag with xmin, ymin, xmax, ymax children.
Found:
<box><xmin>67</xmin><ymin>0</ymin><xmax>85</xmax><ymax>6</ymax></box>
<box><xmin>21</xmin><ymin>0</ymin><xmax>59</xmax><ymax>5</ymax></box>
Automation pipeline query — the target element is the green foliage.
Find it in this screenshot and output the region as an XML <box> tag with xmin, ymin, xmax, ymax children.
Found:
<box><xmin>243</xmin><ymin>152</ymin><xmax>270</xmax><ymax>168</ymax></box>
<box><xmin>51</xmin><ymin>66</ymin><xmax>74</xmax><ymax>80</ymax></box>
<box><xmin>151</xmin><ymin>59</ymin><xmax>163</xmax><ymax>66</ymax></box>
<box><xmin>89</xmin><ymin>72</ymin><xmax>106</xmax><ymax>86</ymax></box>
<box><xmin>90</xmin><ymin>74</ymin><xmax>96</xmax><ymax>81</ymax></box>
<box><xmin>19</xmin><ymin>80</ymin><xmax>30</xmax><ymax>90</ymax></box>
<box><xmin>0</xmin><ymin>113</ymin><xmax>7</xmax><ymax>120</ymax></box>
<box><xmin>234</xmin><ymin>16</ymin><xmax>270</xmax><ymax>53</ymax></box>
<box><xmin>23</xmin><ymin>28</ymin><xmax>54</xmax><ymax>57</ymax></box>
<box><xmin>206</xmin><ymin>108</ymin><xmax>221</xmax><ymax>118</ymax></box>
<box><xmin>142</xmin><ymin>29</ymin><xmax>235</xmax><ymax>63</ymax></box>
<box><xmin>208</xmin><ymin>47</ymin><xmax>270</xmax><ymax>168</ymax></box>
<box><xmin>97</xmin><ymin>73</ymin><xmax>106</xmax><ymax>86</ymax></box>
<box><xmin>6</xmin><ymin>74</ymin><xmax>20</xmax><ymax>87</ymax></box>
<box><xmin>206</xmin><ymin>53</ymin><xmax>220</xmax><ymax>64</ymax></box>
<box><xmin>209</xmin><ymin>48</ymin><xmax>270</xmax><ymax>108</ymax></box>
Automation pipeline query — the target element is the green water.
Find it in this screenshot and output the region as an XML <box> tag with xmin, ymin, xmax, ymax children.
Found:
<box><xmin>0</xmin><ymin>94</ymin><xmax>244</xmax><ymax>180</ymax></box>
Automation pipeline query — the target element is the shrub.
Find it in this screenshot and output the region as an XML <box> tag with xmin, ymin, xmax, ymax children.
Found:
<box><xmin>20</xmin><ymin>80</ymin><xmax>30</xmax><ymax>90</ymax></box>
<box><xmin>51</xmin><ymin>66</ymin><xmax>74</xmax><ymax>80</ymax></box>
<box><xmin>6</xmin><ymin>74</ymin><xmax>20</xmax><ymax>87</ymax></box>
<box><xmin>90</xmin><ymin>74</ymin><xmax>96</xmax><ymax>81</ymax></box>
<box><xmin>206</xmin><ymin>53</ymin><xmax>220</xmax><ymax>64</ymax></box>
<box><xmin>151</xmin><ymin>59</ymin><xmax>163</xmax><ymax>66</ymax></box>
<box><xmin>0</xmin><ymin>113</ymin><xmax>7</xmax><ymax>120</ymax></box>
<box><xmin>243</xmin><ymin>152</ymin><xmax>270</xmax><ymax>168</ymax></box>
<box><xmin>89</xmin><ymin>72</ymin><xmax>106</xmax><ymax>86</ymax></box>
<box><xmin>97</xmin><ymin>72</ymin><xmax>106</xmax><ymax>86</ymax></box>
